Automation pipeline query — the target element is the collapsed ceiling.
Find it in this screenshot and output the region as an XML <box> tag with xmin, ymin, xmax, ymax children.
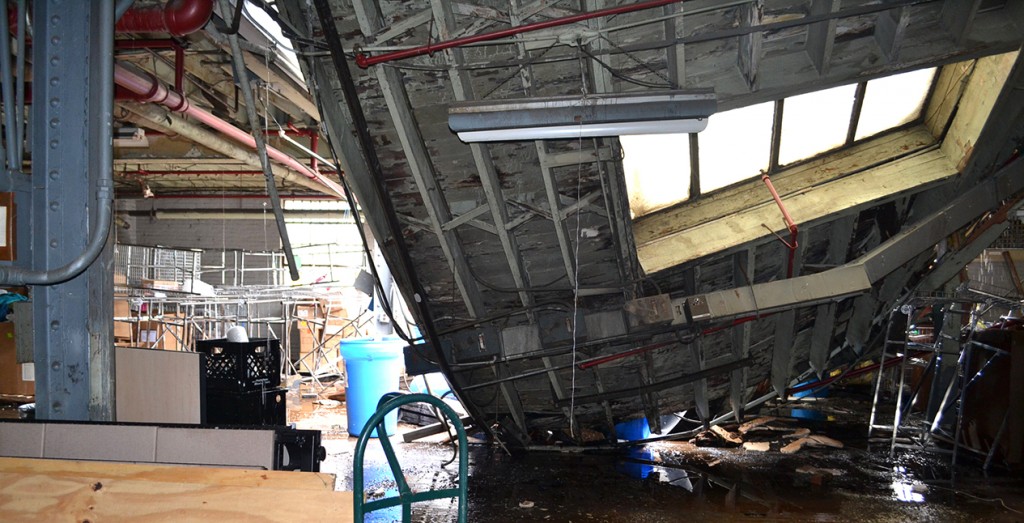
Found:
<box><xmin>113</xmin><ymin>0</ymin><xmax>1024</xmax><ymax>445</ymax></box>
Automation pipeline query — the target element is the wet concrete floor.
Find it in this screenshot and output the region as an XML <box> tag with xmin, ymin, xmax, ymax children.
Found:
<box><xmin>289</xmin><ymin>383</ymin><xmax>1024</xmax><ymax>522</ymax></box>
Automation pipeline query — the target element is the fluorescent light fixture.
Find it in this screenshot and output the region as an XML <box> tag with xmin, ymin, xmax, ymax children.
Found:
<box><xmin>448</xmin><ymin>89</ymin><xmax>716</xmax><ymax>142</ymax></box>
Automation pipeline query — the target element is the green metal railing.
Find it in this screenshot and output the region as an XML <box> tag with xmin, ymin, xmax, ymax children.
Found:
<box><xmin>352</xmin><ymin>393</ymin><xmax>468</xmax><ymax>522</ymax></box>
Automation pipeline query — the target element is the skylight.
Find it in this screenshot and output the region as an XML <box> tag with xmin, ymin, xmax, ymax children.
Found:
<box><xmin>855</xmin><ymin>68</ymin><xmax>936</xmax><ymax>140</ymax></box>
<box><xmin>698</xmin><ymin>102</ymin><xmax>774</xmax><ymax>193</ymax></box>
<box><xmin>621</xmin><ymin>134</ymin><xmax>690</xmax><ymax>217</ymax></box>
<box><xmin>622</xmin><ymin>67</ymin><xmax>937</xmax><ymax>218</ymax></box>
<box><xmin>778</xmin><ymin>84</ymin><xmax>857</xmax><ymax>166</ymax></box>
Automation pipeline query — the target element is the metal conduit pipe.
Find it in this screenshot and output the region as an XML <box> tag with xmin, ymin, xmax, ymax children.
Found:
<box><xmin>115</xmin><ymin>0</ymin><xmax>136</xmax><ymax>22</ymax></box>
<box><xmin>0</xmin><ymin>0</ymin><xmax>17</xmax><ymax>172</ymax></box>
<box><xmin>13</xmin><ymin>0</ymin><xmax>24</xmax><ymax>170</ymax></box>
<box><xmin>113</xmin><ymin>63</ymin><xmax>345</xmax><ymax>197</ymax></box>
<box><xmin>355</xmin><ymin>0</ymin><xmax>683</xmax><ymax>67</ymax></box>
<box><xmin>216</xmin><ymin>0</ymin><xmax>299</xmax><ymax>281</ymax></box>
<box><xmin>119</xmin><ymin>102</ymin><xmax>335</xmax><ymax>195</ymax></box>
<box><xmin>0</xmin><ymin>0</ymin><xmax>115</xmax><ymax>286</ymax></box>
<box><xmin>116</xmin><ymin>0</ymin><xmax>213</xmax><ymax>36</ymax></box>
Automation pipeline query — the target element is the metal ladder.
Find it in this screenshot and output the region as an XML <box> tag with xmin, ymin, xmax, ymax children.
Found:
<box><xmin>352</xmin><ymin>392</ymin><xmax>468</xmax><ymax>522</ymax></box>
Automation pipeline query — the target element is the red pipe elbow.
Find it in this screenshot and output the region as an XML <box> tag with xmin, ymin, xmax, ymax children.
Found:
<box><xmin>116</xmin><ymin>0</ymin><xmax>214</xmax><ymax>37</ymax></box>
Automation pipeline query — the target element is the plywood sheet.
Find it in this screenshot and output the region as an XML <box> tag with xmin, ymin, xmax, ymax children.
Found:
<box><xmin>0</xmin><ymin>463</ymin><xmax>351</xmax><ymax>522</ymax></box>
<box><xmin>0</xmin><ymin>458</ymin><xmax>335</xmax><ymax>491</ymax></box>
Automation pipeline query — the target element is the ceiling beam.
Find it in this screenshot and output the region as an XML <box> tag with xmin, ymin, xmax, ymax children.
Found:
<box><xmin>809</xmin><ymin>215</ymin><xmax>855</xmax><ymax>376</ymax></box>
<box><xmin>352</xmin><ymin>0</ymin><xmax>486</xmax><ymax>319</ymax></box>
<box><xmin>737</xmin><ymin>0</ymin><xmax>763</xmax><ymax>91</ymax></box>
<box><xmin>940</xmin><ymin>0</ymin><xmax>983</xmax><ymax>46</ymax></box>
<box><xmin>806</xmin><ymin>0</ymin><xmax>839</xmax><ymax>76</ymax></box>
<box><xmin>875</xmin><ymin>6</ymin><xmax>910</xmax><ymax>63</ymax></box>
<box><xmin>729</xmin><ymin>249</ymin><xmax>753</xmax><ymax>421</ymax></box>
<box><xmin>427</xmin><ymin>0</ymin><xmax>534</xmax><ymax>310</ymax></box>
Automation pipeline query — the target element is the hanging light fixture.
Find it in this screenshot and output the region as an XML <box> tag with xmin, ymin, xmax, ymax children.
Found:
<box><xmin>448</xmin><ymin>89</ymin><xmax>716</xmax><ymax>142</ymax></box>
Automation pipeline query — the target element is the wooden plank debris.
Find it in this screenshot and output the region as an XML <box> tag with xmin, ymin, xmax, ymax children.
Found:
<box><xmin>737</xmin><ymin>416</ymin><xmax>779</xmax><ymax>434</ymax></box>
<box><xmin>742</xmin><ymin>441</ymin><xmax>770</xmax><ymax>452</ymax></box>
<box><xmin>711</xmin><ymin>425</ymin><xmax>743</xmax><ymax>446</ymax></box>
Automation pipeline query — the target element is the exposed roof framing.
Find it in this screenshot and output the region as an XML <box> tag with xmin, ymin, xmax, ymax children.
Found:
<box><xmin>291</xmin><ymin>0</ymin><xmax>1024</xmax><ymax>442</ymax></box>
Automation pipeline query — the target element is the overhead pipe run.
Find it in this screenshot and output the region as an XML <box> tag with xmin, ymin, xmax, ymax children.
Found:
<box><xmin>355</xmin><ymin>0</ymin><xmax>683</xmax><ymax>68</ymax></box>
<box><xmin>115</xmin><ymin>39</ymin><xmax>186</xmax><ymax>92</ymax></box>
<box><xmin>116</xmin><ymin>0</ymin><xmax>214</xmax><ymax>37</ymax></box>
<box><xmin>118</xmin><ymin>103</ymin><xmax>335</xmax><ymax>195</ymax></box>
<box><xmin>113</xmin><ymin>63</ymin><xmax>346</xmax><ymax>198</ymax></box>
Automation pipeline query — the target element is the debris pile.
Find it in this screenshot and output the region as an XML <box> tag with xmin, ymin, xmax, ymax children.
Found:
<box><xmin>690</xmin><ymin>416</ymin><xmax>845</xmax><ymax>454</ymax></box>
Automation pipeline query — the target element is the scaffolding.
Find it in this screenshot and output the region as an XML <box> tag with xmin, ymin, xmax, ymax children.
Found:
<box><xmin>113</xmin><ymin>287</ymin><xmax>375</xmax><ymax>393</ymax></box>
<box><xmin>869</xmin><ymin>290</ymin><xmax>1018</xmax><ymax>470</ymax></box>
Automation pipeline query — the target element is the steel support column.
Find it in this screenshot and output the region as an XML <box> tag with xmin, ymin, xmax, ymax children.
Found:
<box><xmin>31</xmin><ymin>0</ymin><xmax>115</xmax><ymax>420</ymax></box>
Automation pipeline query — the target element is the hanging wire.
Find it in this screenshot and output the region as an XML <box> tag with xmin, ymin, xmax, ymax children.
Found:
<box><xmin>568</xmin><ymin>42</ymin><xmax>590</xmax><ymax>440</ymax></box>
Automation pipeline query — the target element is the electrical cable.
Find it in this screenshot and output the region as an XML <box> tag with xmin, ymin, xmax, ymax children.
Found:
<box><xmin>480</xmin><ymin>40</ymin><xmax>559</xmax><ymax>100</ymax></box>
<box><xmin>568</xmin><ymin>44</ymin><xmax>589</xmax><ymax>441</ymax></box>
<box><xmin>306</xmin><ymin>72</ymin><xmax>412</xmax><ymax>342</ymax></box>
<box><xmin>580</xmin><ymin>46</ymin><xmax>675</xmax><ymax>89</ymax></box>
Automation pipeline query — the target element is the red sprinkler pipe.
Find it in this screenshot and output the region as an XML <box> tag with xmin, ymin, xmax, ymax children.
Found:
<box><xmin>762</xmin><ymin>173</ymin><xmax>799</xmax><ymax>278</ymax></box>
<box><xmin>114</xmin><ymin>64</ymin><xmax>345</xmax><ymax>197</ymax></box>
<box><xmin>355</xmin><ymin>0</ymin><xmax>684</xmax><ymax>68</ymax></box>
<box><xmin>287</xmin><ymin>122</ymin><xmax>319</xmax><ymax>172</ymax></box>
<box><xmin>116</xmin><ymin>0</ymin><xmax>214</xmax><ymax>37</ymax></box>
<box><xmin>150</xmin><ymin>193</ymin><xmax>340</xmax><ymax>200</ymax></box>
<box><xmin>127</xmin><ymin>169</ymin><xmax>336</xmax><ymax>176</ymax></box>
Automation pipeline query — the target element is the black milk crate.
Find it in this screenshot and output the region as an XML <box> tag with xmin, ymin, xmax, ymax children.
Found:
<box><xmin>196</xmin><ymin>337</ymin><xmax>281</xmax><ymax>391</ymax></box>
<box><xmin>206</xmin><ymin>387</ymin><xmax>287</xmax><ymax>426</ymax></box>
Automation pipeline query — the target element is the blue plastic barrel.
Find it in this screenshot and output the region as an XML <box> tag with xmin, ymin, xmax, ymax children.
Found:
<box><xmin>615</xmin><ymin>417</ymin><xmax>651</xmax><ymax>441</ymax></box>
<box><xmin>339</xmin><ymin>337</ymin><xmax>405</xmax><ymax>438</ymax></box>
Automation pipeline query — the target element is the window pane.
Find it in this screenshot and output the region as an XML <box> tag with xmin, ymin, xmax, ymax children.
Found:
<box><xmin>698</xmin><ymin>102</ymin><xmax>774</xmax><ymax>193</ymax></box>
<box><xmin>621</xmin><ymin>134</ymin><xmax>691</xmax><ymax>218</ymax></box>
<box><xmin>855</xmin><ymin>67</ymin><xmax>936</xmax><ymax>140</ymax></box>
<box><xmin>778</xmin><ymin>84</ymin><xmax>857</xmax><ymax>166</ymax></box>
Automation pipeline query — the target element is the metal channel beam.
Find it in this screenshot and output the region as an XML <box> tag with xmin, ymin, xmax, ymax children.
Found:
<box><xmin>351</xmin><ymin>0</ymin><xmax>485</xmax><ymax>319</ymax></box>
<box><xmin>737</xmin><ymin>0</ymin><xmax>763</xmax><ymax>91</ymax></box>
<box><xmin>875</xmin><ymin>6</ymin><xmax>910</xmax><ymax>62</ymax></box>
<box><xmin>808</xmin><ymin>216</ymin><xmax>854</xmax><ymax>375</ymax></box>
<box><xmin>429</xmin><ymin>0</ymin><xmax>533</xmax><ymax>310</ymax></box>
<box><xmin>30</xmin><ymin>0</ymin><xmax>115</xmax><ymax>420</ymax></box>
<box><xmin>806</xmin><ymin>0</ymin><xmax>839</xmax><ymax>76</ymax></box>
<box><xmin>770</xmin><ymin>236</ymin><xmax>807</xmax><ymax>397</ymax></box>
<box><xmin>729</xmin><ymin>249</ymin><xmax>754</xmax><ymax>421</ymax></box>
<box><xmin>685</xmin><ymin>268</ymin><xmax>709</xmax><ymax>422</ymax></box>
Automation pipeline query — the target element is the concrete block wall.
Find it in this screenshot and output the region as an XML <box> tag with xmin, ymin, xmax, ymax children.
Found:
<box><xmin>116</xmin><ymin>198</ymin><xmax>281</xmax><ymax>252</ymax></box>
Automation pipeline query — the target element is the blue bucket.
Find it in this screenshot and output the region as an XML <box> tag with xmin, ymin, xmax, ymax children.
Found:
<box><xmin>339</xmin><ymin>337</ymin><xmax>405</xmax><ymax>438</ymax></box>
<box><xmin>615</xmin><ymin>418</ymin><xmax>651</xmax><ymax>441</ymax></box>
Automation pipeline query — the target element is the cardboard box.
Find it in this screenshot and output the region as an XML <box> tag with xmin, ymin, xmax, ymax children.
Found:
<box><xmin>133</xmin><ymin>318</ymin><xmax>191</xmax><ymax>351</ymax></box>
<box><xmin>140</xmin><ymin>279</ymin><xmax>182</xmax><ymax>292</ymax></box>
<box><xmin>0</xmin><ymin>322</ymin><xmax>34</xmax><ymax>396</ymax></box>
<box><xmin>113</xmin><ymin>297</ymin><xmax>133</xmax><ymax>339</ymax></box>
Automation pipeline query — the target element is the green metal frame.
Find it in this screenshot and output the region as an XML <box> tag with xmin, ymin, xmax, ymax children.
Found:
<box><xmin>352</xmin><ymin>392</ymin><xmax>468</xmax><ymax>522</ymax></box>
